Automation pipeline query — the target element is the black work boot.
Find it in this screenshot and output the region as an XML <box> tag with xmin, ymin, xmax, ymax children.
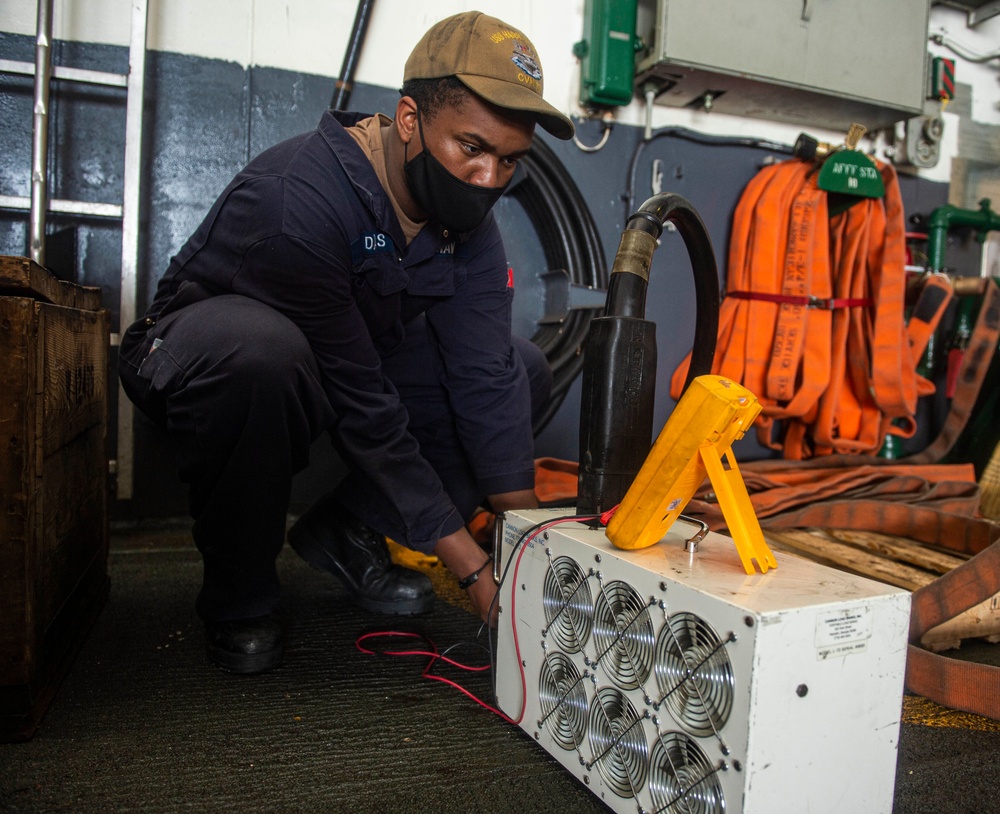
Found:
<box><xmin>288</xmin><ymin>495</ymin><xmax>434</xmax><ymax>616</ymax></box>
<box><xmin>205</xmin><ymin>612</ymin><xmax>285</xmax><ymax>674</ymax></box>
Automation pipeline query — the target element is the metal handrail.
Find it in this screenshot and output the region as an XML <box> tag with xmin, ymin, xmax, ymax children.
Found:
<box><xmin>29</xmin><ymin>0</ymin><xmax>53</xmax><ymax>266</ymax></box>
<box><xmin>13</xmin><ymin>0</ymin><xmax>149</xmax><ymax>499</ymax></box>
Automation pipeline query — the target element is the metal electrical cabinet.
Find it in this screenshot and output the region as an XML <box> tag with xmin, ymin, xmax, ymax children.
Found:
<box><xmin>635</xmin><ymin>0</ymin><xmax>932</xmax><ymax>130</ymax></box>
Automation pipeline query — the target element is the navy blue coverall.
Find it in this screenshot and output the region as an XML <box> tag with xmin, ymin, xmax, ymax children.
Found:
<box><xmin>119</xmin><ymin>110</ymin><xmax>549</xmax><ymax>622</ymax></box>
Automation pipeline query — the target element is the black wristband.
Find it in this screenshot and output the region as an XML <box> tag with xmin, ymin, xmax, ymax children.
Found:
<box><xmin>458</xmin><ymin>557</ymin><xmax>493</xmax><ymax>590</ymax></box>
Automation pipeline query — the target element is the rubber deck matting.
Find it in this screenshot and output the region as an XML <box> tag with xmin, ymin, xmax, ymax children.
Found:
<box><xmin>3</xmin><ymin>526</ymin><xmax>1000</xmax><ymax>813</ymax></box>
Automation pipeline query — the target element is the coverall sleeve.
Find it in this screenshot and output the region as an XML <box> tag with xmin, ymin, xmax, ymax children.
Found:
<box><xmin>424</xmin><ymin>223</ymin><xmax>537</xmax><ymax>497</ymax></box>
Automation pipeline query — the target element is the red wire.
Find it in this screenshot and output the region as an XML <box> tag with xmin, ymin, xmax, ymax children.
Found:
<box><xmin>507</xmin><ymin>514</ymin><xmax>601</xmax><ymax>725</ymax></box>
<box><xmin>356</xmin><ymin>630</ymin><xmax>514</xmax><ymax>720</ymax></box>
<box><xmin>600</xmin><ymin>504</ymin><xmax>619</xmax><ymax>525</ymax></box>
<box><xmin>355</xmin><ymin>515</ymin><xmax>601</xmax><ymax>727</ymax></box>
<box><xmin>356</xmin><ymin>631</ymin><xmax>489</xmax><ymax>670</ymax></box>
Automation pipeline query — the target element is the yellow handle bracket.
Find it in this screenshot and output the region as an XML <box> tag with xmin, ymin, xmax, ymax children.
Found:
<box><xmin>605</xmin><ymin>375</ymin><xmax>776</xmax><ymax>575</ymax></box>
<box><xmin>698</xmin><ymin>443</ymin><xmax>776</xmax><ymax>574</ymax></box>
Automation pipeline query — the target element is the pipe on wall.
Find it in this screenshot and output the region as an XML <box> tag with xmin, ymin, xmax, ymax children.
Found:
<box><xmin>30</xmin><ymin>0</ymin><xmax>53</xmax><ymax>266</ymax></box>
<box><xmin>330</xmin><ymin>0</ymin><xmax>376</xmax><ymax>111</ymax></box>
<box><xmin>577</xmin><ymin>192</ymin><xmax>720</xmax><ymax>514</ymax></box>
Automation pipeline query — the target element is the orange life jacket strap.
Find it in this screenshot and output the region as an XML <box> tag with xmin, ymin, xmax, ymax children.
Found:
<box><xmin>906</xmin><ymin>539</ymin><xmax>1000</xmax><ymax>719</ymax></box>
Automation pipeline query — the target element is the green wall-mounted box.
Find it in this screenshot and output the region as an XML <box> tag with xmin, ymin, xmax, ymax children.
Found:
<box><xmin>575</xmin><ymin>0</ymin><xmax>639</xmax><ymax>108</ymax></box>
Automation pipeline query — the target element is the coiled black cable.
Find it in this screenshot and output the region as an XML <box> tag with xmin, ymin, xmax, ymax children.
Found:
<box><xmin>507</xmin><ymin>137</ymin><xmax>609</xmax><ymax>433</ymax></box>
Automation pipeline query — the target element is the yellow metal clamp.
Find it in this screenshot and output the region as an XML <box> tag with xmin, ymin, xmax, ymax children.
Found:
<box><xmin>605</xmin><ymin>375</ymin><xmax>777</xmax><ymax>575</ymax></box>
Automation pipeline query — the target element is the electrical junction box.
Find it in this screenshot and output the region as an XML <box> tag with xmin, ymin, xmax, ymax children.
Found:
<box><xmin>634</xmin><ymin>0</ymin><xmax>931</xmax><ymax>130</ymax></box>
<box><xmin>493</xmin><ymin>508</ymin><xmax>910</xmax><ymax>814</ymax></box>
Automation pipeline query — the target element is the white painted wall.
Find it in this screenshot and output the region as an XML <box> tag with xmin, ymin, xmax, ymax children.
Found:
<box><xmin>3</xmin><ymin>0</ymin><xmax>998</xmax><ymax>183</ymax></box>
<box><xmin>1</xmin><ymin>1</ymin><xmax>586</xmax><ymax>97</ymax></box>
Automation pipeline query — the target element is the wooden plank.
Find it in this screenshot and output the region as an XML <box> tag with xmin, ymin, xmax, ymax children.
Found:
<box><xmin>925</xmin><ymin>599</ymin><xmax>1000</xmax><ymax>652</ymax></box>
<box><xmin>1</xmin><ymin>549</ymin><xmax>109</xmax><ymax>742</ymax></box>
<box><xmin>39</xmin><ymin>303</ymin><xmax>109</xmax><ymax>456</ymax></box>
<box><xmin>0</xmin><ymin>256</ymin><xmax>103</xmax><ymax>312</ymax></box>
<box><xmin>981</xmin><ymin>441</ymin><xmax>1000</xmax><ymax>521</ymax></box>
<box><xmin>763</xmin><ymin>529</ymin><xmax>933</xmax><ymax>591</ymax></box>
<box><xmin>0</xmin><ymin>277</ymin><xmax>109</xmax><ymax>740</ymax></box>
<box><xmin>821</xmin><ymin>529</ymin><xmax>965</xmax><ymax>575</ymax></box>
<box><xmin>764</xmin><ymin>528</ymin><xmax>1000</xmax><ymax>652</ymax></box>
<box><xmin>38</xmin><ymin>425</ymin><xmax>108</xmax><ymax>633</ymax></box>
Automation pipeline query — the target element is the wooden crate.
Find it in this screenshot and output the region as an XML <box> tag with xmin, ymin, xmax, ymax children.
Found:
<box><xmin>0</xmin><ymin>255</ymin><xmax>110</xmax><ymax>742</ymax></box>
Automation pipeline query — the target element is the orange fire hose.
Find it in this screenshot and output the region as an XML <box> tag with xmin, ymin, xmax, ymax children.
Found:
<box><xmin>670</xmin><ymin>158</ymin><xmax>952</xmax><ymax>459</ymax></box>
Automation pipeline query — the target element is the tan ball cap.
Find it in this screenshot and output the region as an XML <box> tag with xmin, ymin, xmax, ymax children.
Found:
<box><xmin>404</xmin><ymin>11</ymin><xmax>575</xmax><ymax>140</ymax></box>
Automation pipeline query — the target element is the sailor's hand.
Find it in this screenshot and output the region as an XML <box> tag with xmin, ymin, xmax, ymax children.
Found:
<box><xmin>434</xmin><ymin>529</ymin><xmax>498</xmax><ymax>627</ymax></box>
<box><xmin>464</xmin><ymin>561</ymin><xmax>498</xmax><ymax>627</ymax></box>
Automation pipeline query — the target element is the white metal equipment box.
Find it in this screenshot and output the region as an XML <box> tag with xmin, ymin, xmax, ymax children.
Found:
<box><xmin>493</xmin><ymin>509</ymin><xmax>911</xmax><ymax>814</ymax></box>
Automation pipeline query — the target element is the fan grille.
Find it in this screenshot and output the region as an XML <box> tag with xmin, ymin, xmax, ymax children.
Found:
<box><xmin>538</xmin><ymin>652</ymin><xmax>589</xmax><ymax>750</ymax></box>
<box><xmin>543</xmin><ymin>556</ymin><xmax>593</xmax><ymax>653</ymax></box>
<box><xmin>588</xmin><ymin>687</ymin><xmax>649</xmax><ymax>798</ymax></box>
<box><xmin>649</xmin><ymin>731</ymin><xmax>726</xmax><ymax>814</ymax></box>
<box><xmin>592</xmin><ymin>580</ymin><xmax>656</xmax><ymax>690</ymax></box>
<box><xmin>517</xmin><ymin>522</ymin><xmax>742</xmax><ymax>813</ymax></box>
<box><xmin>654</xmin><ymin>611</ymin><xmax>735</xmax><ymax>739</ymax></box>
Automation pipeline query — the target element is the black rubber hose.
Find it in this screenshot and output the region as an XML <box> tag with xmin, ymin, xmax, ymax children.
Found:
<box><xmin>507</xmin><ymin>138</ymin><xmax>608</xmax><ymax>433</ymax></box>
<box><xmin>630</xmin><ymin>192</ymin><xmax>720</xmax><ymax>393</ymax></box>
<box><xmin>576</xmin><ymin>192</ymin><xmax>720</xmax><ymax>514</ymax></box>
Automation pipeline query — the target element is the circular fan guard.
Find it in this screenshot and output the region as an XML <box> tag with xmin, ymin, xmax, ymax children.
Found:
<box><xmin>654</xmin><ymin>611</ymin><xmax>734</xmax><ymax>738</ymax></box>
<box><xmin>543</xmin><ymin>556</ymin><xmax>593</xmax><ymax>652</ymax></box>
<box><xmin>592</xmin><ymin>580</ymin><xmax>655</xmax><ymax>690</ymax></box>
<box><xmin>538</xmin><ymin>652</ymin><xmax>588</xmax><ymax>750</ymax></box>
<box><xmin>588</xmin><ymin>687</ymin><xmax>649</xmax><ymax>798</ymax></box>
<box><xmin>649</xmin><ymin>731</ymin><xmax>726</xmax><ymax>814</ymax></box>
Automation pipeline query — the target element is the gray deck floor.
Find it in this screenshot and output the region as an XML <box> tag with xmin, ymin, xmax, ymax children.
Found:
<box><xmin>3</xmin><ymin>524</ymin><xmax>1000</xmax><ymax>813</ymax></box>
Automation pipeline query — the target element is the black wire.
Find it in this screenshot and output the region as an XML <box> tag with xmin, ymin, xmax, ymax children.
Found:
<box><xmin>624</xmin><ymin>126</ymin><xmax>795</xmax><ymax>218</ymax></box>
<box><xmin>329</xmin><ymin>0</ymin><xmax>376</xmax><ymax>111</ymax></box>
<box><xmin>487</xmin><ymin>513</ymin><xmax>598</xmax><ymax>709</ymax></box>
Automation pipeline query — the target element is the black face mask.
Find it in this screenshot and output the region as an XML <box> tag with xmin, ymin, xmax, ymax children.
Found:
<box><xmin>404</xmin><ymin>110</ymin><xmax>509</xmax><ymax>233</ymax></box>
